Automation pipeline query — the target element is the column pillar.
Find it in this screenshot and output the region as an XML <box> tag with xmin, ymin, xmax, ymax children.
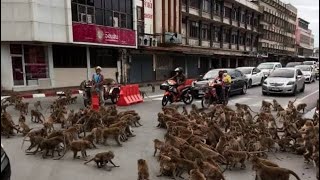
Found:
<box><xmin>47</xmin><ymin>44</ymin><xmax>55</xmax><ymax>87</ymax></box>
<box><xmin>86</xmin><ymin>46</ymin><xmax>91</xmax><ymax>81</ymax></box>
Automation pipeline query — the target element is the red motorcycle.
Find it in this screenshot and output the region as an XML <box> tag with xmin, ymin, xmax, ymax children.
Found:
<box><xmin>201</xmin><ymin>83</ymin><xmax>229</xmax><ymax>108</ymax></box>
<box><xmin>160</xmin><ymin>80</ymin><xmax>194</xmax><ymax>106</ymax></box>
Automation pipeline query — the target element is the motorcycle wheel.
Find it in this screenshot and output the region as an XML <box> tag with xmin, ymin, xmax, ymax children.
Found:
<box><xmin>182</xmin><ymin>90</ymin><xmax>194</xmax><ymax>105</ymax></box>
<box><xmin>201</xmin><ymin>96</ymin><xmax>212</xmax><ymax>108</ymax></box>
<box><xmin>83</xmin><ymin>99</ymin><xmax>90</xmax><ymax>107</ymax></box>
<box><xmin>162</xmin><ymin>95</ymin><xmax>169</xmax><ymax>106</ymax></box>
<box><xmin>111</xmin><ymin>92</ymin><xmax>120</xmax><ymax>104</ymax></box>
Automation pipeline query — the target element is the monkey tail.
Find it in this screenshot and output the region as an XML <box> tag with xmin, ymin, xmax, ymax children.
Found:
<box><xmin>288</xmin><ymin>169</ymin><xmax>301</xmax><ymax>180</ymax></box>
<box><xmin>248</xmin><ymin>106</ymin><xmax>258</xmax><ymax>114</ymax></box>
<box><xmin>84</xmin><ymin>157</ymin><xmax>95</xmax><ymax>165</ymax></box>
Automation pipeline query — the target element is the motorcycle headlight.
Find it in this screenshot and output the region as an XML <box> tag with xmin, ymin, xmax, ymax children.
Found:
<box><xmin>287</xmin><ymin>81</ymin><xmax>295</xmax><ymax>85</ymax></box>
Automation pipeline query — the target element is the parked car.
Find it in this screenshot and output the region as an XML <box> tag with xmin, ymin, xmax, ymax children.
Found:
<box><xmin>303</xmin><ymin>61</ymin><xmax>318</xmax><ymax>68</ymax></box>
<box><xmin>257</xmin><ymin>62</ymin><xmax>282</xmax><ymax>78</ymax></box>
<box><xmin>295</xmin><ymin>65</ymin><xmax>316</xmax><ymax>83</ymax></box>
<box><xmin>236</xmin><ymin>67</ymin><xmax>264</xmax><ymax>88</ymax></box>
<box><xmin>285</xmin><ymin>62</ymin><xmax>303</xmax><ymax>67</ymax></box>
<box><xmin>1</xmin><ymin>144</ymin><xmax>11</xmax><ymax>180</ymax></box>
<box><xmin>192</xmin><ymin>68</ymin><xmax>248</xmax><ymax>98</ymax></box>
<box><xmin>262</xmin><ymin>68</ymin><xmax>305</xmax><ymax>96</ymax></box>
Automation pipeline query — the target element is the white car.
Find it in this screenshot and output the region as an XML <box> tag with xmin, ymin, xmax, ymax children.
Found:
<box><xmin>303</xmin><ymin>61</ymin><xmax>317</xmax><ymax>68</ymax></box>
<box><xmin>295</xmin><ymin>65</ymin><xmax>316</xmax><ymax>83</ymax></box>
<box><xmin>257</xmin><ymin>62</ymin><xmax>282</xmax><ymax>78</ymax></box>
<box><xmin>237</xmin><ymin>67</ymin><xmax>264</xmax><ymax>88</ymax></box>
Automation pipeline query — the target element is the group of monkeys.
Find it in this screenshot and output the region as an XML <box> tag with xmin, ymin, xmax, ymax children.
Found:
<box><xmin>1</xmin><ymin>92</ymin><xmax>319</xmax><ymax>179</ymax></box>
<box><xmin>144</xmin><ymin>99</ymin><xmax>319</xmax><ymax>180</ymax></box>
<box><xmin>1</xmin><ymin>93</ymin><xmax>145</xmax><ymax>171</ymax></box>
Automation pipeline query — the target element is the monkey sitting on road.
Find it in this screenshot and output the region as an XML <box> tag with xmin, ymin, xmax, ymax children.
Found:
<box><xmin>137</xmin><ymin>159</ymin><xmax>150</xmax><ymax>180</ymax></box>
<box><xmin>84</xmin><ymin>151</ymin><xmax>120</xmax><ymax>170</ymax></box>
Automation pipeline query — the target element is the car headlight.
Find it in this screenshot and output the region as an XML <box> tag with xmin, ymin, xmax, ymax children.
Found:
<box><xmin>287</xmin><ymin>81</ymin><xmax>295</xmax><ymax>85</ymax></box>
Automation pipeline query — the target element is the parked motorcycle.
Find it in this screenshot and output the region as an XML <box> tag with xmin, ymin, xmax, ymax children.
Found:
<box><xmin>160</xmin><ymin>80</ymin><xmax>194</xmax><ymax>106</ymax></box>
<box><xmin>80</xmin><ymin>79</ymin><xmax>120</xmax><ymax>107</ymax></box>
<box><xmin>201</xmin><ymin>84</ymin><xmax>229</xmax><ymax>108</ymax></box>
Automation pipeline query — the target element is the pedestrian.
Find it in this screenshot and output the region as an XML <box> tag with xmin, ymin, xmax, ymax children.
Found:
<box><xmin>92</xmin><ymin>66</ymin><xmax>105</xmax><ymax>105</ymax></box>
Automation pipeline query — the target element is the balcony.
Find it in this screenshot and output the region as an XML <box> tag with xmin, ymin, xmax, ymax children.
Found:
<box><xmin>202</xmin><ymin>40</ymin><xmax>210</xmax><ymax>47</ymax></box>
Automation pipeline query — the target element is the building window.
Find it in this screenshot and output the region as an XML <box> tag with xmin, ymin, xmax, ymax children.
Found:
<box><xmin>24</xmin><ymin>45</ymin><xmax>48</xmax><ymax>82</ymax></box>
<box><xmin>223</xmin><ymin>29</ymin><xmax>230</xmax><ymax>43</ymax></box>
<box><xmin>213</xmin><ymin>26</ymin><xmax>220</xmax><ymax>42</ymax></box>
<box><xmin>71</xmin><ymin>0</ymin><xmax>133</xmax><ymax>29</ymax></box>
<box><xmin>202</xmin><ymin>0</ymin><xmax>210</xmax><ymax>12</ymax></box>
<box><xmin>182</xmin><ymin>0</ymin><xmax>187</xmax><ymax>5</ymax></box>
<box><xmin>53</xmin><ymin>45</ymin><xmax>87</xmax><ymax>68</ymax></box>
<box><xmin>137</xmin><ymin>6</ymin><xmax>144</xmax><ymax>35</ymax></box>
<box><xmin>213</xmin><ymin>1</ymin><xmax>221</xmax><ymax>15</ymax></box>
<box><xmin>201</xmin><ymin>24</ymin><xmax>210</xmax><ymax>40</ymax></box>
<box><xmin>239</xmin><ymin>33</ymin><xmax>245</xmax><ymax>45</ymax></box>
<box><xmin>231</xmin><ymin>8</ymin><xmax>237</xmax><ymax>20</ymax></box>
<box><xmin>190</xmin><ymin>21</ymin><xmax>199</xmax><ymax>38</ymax></box>
<box><xmin>90</xmin><ymin>48</ymin><xmax>117</xmax><ymax>68</ymax></box>
<box><xmin>246</xmin><ymin>35</ymin><xmax>252</xmax><ymax>46</ymax></box>
<box><xmin>246</xmin><ymin>13</ymin><xmax>251</xmax><ymax>25</ymax></box>
<box><xmin>240</xmin><ymin>11</ymin><xmax>245</xmax><ymax>23</ymax></box>
<box><xmin>190</xmin><ymin>0</ymin><xmax>199</xmax><ymax>9</ymax></box>
<box><xmin>224</xmin><ymin>7</ymin><xmax>231</xmax><ymax>18</ymax></box>
<box><xmin>231</xmin><ymin>31</ymin><xmax>237</xmax><ymax>44</ymax></box>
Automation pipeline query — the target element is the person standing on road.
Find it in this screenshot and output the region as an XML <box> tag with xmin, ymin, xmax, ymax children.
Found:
<box><xmin>92</xmin><ymin>66</ymin><xmax>105</xmax><ymax>105</ymax></box>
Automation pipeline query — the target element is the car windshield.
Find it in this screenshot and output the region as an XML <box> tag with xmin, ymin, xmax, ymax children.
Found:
<box><xmin>303</xmin><ymin>61</ymin><xmax>314</xmax><ymax>65</ymax></box>
<box><xmin>296</xmin><ymin>66</ymin><xmax>311</xmax><ymax>71</ymax></box>
<box><xmin>237</xmin><ymin>68</ymin><xmax>252</xmax><ymax>75</ymax></box>
<box><xmin>269</xmin><ymin>69</ymin><xmax>294</xmax><ymax>78</ymax></box>
<box><xmin>203</xmin><ymin>69</ymin><xmax>222</xmax><ymax>79</ymax></box>
<box><xmin>257</xmin><ymin>64</ymin><xmax>274</xmax><ymax>69</ymax></box>
<box><xmin>286</xmin><ymin>62</ymin><xmax>301</xmax><ymax>67</ymax></box>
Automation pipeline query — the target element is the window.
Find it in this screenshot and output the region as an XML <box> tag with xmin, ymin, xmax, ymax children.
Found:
<box><xmin>213</xmin><ymin>26</ymin><xmax>220</xmax><ymax>42</ymax></box>
<box><xmin>246</xmin><ymin>35</ymin><xmax>251</xmax><ymax>46</ymax></box>
<box><xmin>240</xmin><ymin>11</ymin><xmax>245</xmax><ymax>23</ymax></box>
<box><xmin>90</xmin><ymin>48</ymin><xmax>117</xmax><ymax>68</ymax></box>
<box><xmin>246</xmin><ymin>13</ymin><xmax>251</xmax><ymax>25</ymax></box>
<box><xmin>213</xmin><ymin>1</ymin><xmax>221</xmax><ymax>15</ymax></box>
<box><xmin>224</xmin><ymin>7</ymin><xmax>231</xmax><ymax>18</ymax></box>
<box><xmin>231</xmin><ymin>8</ymin><xmax>237</xmax><ymax>20</ymax></box>
<box><xmin>24</xmin><ymin>45</ymin><xmax>48</xmax><ymax>81</ymax></box>
<box><xmin>137</xmin><ymin>6</ymin><xmax>143</xmax><ymax>21</ymax></box>
<box><xmin>223</xmin><ymin>29</ymin><xmax>230</xmax><ymax>43</ymax></box>
<box><xmin>231</xmin><ymin>31</ymin><xmax>237</xmax><ymax>44</ymax></box>
<box><xmin>190</xmin><ymin>0</ymin><xmax>199</xmax><ymax>9</ymax></box>
<box><xmin>190</xmin><ymin>21</ymin><xmax>199</xmax><ymax>38</ymax></box>
<box><xmin>71</xmin><ymin>0</ymin><xmax>133</xmax><ymax>29</ymax></box>
<box><xmin>239</xmin><ymin>33</ymin><xmax>245</xmax><ymax>45</ymax></box>
<box><xmin>201</xmin><ymin>24</ymin><xmax>210</xmax><ymax>40</ymax></box>
<box><xmin>137</xmin><ymin>6</ymin><xmax>144</xmax><ymax>35</ymax></box>
<box><xmin>202</xmin><ymin>0</ymin><xmax>210</xmax><ymax>12</ymax></box>
<box><xmin>182</xmin><ymin>0</ymin><xmax>187</xmax><ymax>5</ymax></box>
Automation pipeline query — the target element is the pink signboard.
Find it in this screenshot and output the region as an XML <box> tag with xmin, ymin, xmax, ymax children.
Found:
<box><xmin>72</xmin><ymin>23</ymin><xmax>136</xmax><ymax>47</ymax></box>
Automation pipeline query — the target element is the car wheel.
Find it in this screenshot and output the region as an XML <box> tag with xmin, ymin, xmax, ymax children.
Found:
<box><xmin>260</xmin><ymin>78</ymin><xmax>264</xmax><ymax>85</ymax></box>
<box><xmin>300</xmin><ymin>83</ymin><xmax>305</xmax><ymax>92</ymax></box>
<box><xmin>241</xmin><ymin>84</ymin><xmax>247</xmax><ymax>95</ymax></box>
<box><xmin>248</xmin><ymin>79</ymin><xmax>252</xmax><ymax>88</ymax></box>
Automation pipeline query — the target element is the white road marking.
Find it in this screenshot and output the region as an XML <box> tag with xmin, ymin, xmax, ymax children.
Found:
<box><xmin>295</xmin><ymin>89</ymin><xmax>319</xmax><ymax>104</ymax></box>
<box><xmin>147</xmin><ymin>94</ymin><xmax>163</xmax><ymax>98</ymax></box>
<box><xmin>33</xmin><ymin>94</ymin><xmax>46</xmax><ymax>98</ymax></box>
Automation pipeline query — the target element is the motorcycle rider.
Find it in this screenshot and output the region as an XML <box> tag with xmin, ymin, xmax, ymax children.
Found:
<box><xmin>209</xmin><ymin>70</ymin><xmax>225</xmax><ymax>103</ymax></box>
<box><xmin>92</xmin><ymin>66</ymin><xmax>105</xmax><ymax>105</ymax></box>
<box><xmin>169</xmin><ymin>67</ymin><xmax>186</xmax><ymax>100</ymax></box>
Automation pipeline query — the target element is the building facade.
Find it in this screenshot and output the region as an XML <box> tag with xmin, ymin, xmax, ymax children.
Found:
<box><xmin>1</xmin><ymin>0</ymin><xmax>136</xmax><ymax>91</ymax></box>
<box><xmin>295</xmin><ymin>18</ymin><xmax>314</xmax><ymax>57</ymax></box>
<box><xmin>253</xmin><ymin>0</ymin><xmax>297</xmax><ymax>64</ymax></box>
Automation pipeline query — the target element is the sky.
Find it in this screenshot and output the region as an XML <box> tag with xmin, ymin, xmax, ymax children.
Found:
<box><xmin>282</xmin><ymin>0</ymin><xmax>319</xmax><ymax>47</ymax></box>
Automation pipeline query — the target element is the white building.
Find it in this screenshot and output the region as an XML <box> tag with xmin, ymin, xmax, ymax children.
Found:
<box><xmin>1</xmin><ymin>0</ymin><xmax>137</xmax><ymax>91</ymax></box>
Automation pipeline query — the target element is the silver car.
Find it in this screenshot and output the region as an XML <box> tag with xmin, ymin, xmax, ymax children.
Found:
<box><xmin>257</xmin><ymin>62</ymin><xmax>282</xmax><ymax>78</ymax></box>
<box><xmin>262</xmin><ymin>68</ymin><xmax>305</xmax><ymax>96</ymax></box>
<box><xmin>295</xmin><ymin>65</ymin><xmax>316</xmax><ymax>83</ymax></box>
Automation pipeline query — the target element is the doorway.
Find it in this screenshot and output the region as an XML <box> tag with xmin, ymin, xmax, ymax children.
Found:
<box><xmin>11</xmin><ymin>56</ymin><xmax>25</xmax><ymax>86</ymax></box>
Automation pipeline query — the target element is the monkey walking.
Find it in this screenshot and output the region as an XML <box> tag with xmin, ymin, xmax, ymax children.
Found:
<box><xmin>84</xmin><ymin>151</ymin><xmax>119</xmax><ymax>170</ymax></box>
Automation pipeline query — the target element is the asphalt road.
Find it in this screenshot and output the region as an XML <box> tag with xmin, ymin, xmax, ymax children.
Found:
<box><xmin>1</xmin><ymin>81</ymin><xmax>319</xmax><ymax>180</ymax></box>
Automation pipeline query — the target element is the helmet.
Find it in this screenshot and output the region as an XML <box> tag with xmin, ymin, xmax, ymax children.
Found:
<box><xmin>174</xmin><ymin>67</ymin><xmax>183</xmax><ymax>73</ymax></box>
<box><xmin>95</xmin><ymin>66</ymin><xmax>102</xmax><ymax>70</ymax></box>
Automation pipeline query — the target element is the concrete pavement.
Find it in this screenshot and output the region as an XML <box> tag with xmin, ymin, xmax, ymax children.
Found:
<box><xmin>1</xmin><ymin>81</ymin><xmax>319</xmax><ymax>180</ymax></box>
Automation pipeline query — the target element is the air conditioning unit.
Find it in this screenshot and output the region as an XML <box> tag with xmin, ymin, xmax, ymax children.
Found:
<box><xmin>113</xmin><ymin>17</ymin><xmax>119</xmax><ymax>27</ymax></box>
<box><xmin>150</xmin><ymin>37</ymin><xmax>158</xmax><ymax>47</ymax></box>
<box><xmin>80</xmin><ymin>13</ymin><xmax>87</xmax><ymax>23</ymax></box>
<box><xmin>138</xmin><ymin>35</ymin><xmax>150</xmax><ymax>46</ymax></box>
<box><xmin>87</xmin><ymin>15</ymin><xmax>93</xmax><ymax>23</ymax></box>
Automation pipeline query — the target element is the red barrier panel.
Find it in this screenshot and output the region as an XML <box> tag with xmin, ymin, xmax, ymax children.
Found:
<box><xmin>185</xmin><ymin>79</ymin><xmax>195</xmax><ymax>86</ymax></box>
<box><xmin>133</xmin><ymin>84</ymin><xmax>143</xmax><ymax>103</ymax></box>
<box><xmin>117</xmin><ymin>86</ymin><xmax>130</xmax><ymax>106</ymax></box>
<box><xmin>128</xmin><ymin>85</ymin><xmax>137</xmax><ymax>103</ymax></box>
<box><xmin>91</xmin><ymin>93</ymin><xmax>100</xmax><ymax>110</ymax></box>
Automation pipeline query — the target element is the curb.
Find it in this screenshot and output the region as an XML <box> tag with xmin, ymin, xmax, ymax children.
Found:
<box><xmin>303</xmin><ymin>107</ymin><xmax>317</xmax><ymax>118</ymax></box>
<box><xmin>1</xmin><ymin>90</ymin><xmax>83</xmax><ymax>100</ymax></box>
